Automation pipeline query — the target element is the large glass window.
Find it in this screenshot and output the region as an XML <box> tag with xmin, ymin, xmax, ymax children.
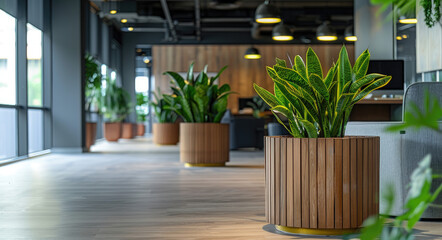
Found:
<box><xmin>28</xmin><ymin>109</ymin><xmax>44</xmax><ymax>153</ymax></box>
<box><xmin>0</xmin><ymin>108</ymin><xmax>17</xmax><ymax>159</ymax></box>
<box><xmin>0</xmin><ymin>10</ymin><xmax>16</xmax><ymax>105</ymax></box>
<box><xmin>27</xmin><ymin>23</ymin><xmax>43</xmax><ymax>107</ymax></box>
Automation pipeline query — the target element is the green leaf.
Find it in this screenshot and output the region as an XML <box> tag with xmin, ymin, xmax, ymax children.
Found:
<box><xmin>306</xmin><ymin>47</ymin><xmax>323</xmax><ymax>79</ymax></box>
<box><xmin>211</xmin><ymin>65</ymin><xmax>228</xmax><ymax>84</ymax></box>
<box><xmin>337</xmin><ymin>46</ymin><xmax>352</xmax><ymax>94</ymax></box>
<box><xmin>350</xmin><ymin>73</ymin><xmax>385</xmax><ymax>93</ymax></box>
<box><xmin>299</xmin><ymin>119</ymin><xmax>318</xmax><ymax>138</ymax></box>
<box><xmin>324</xmin><ymin>65</ymin><xmax>336</xmax><ymax>89</ymax></box>
<box><xmin>353</xmin><ymin>76</ymin><xmax>392</xmax><ymax>103</ymax></box>
<box><xmin>294</xmin><ymin>55</ymin><xmax>308</xmax><ymax>80</ymax></box>
<box><xmin>164</xmin><ymin>71</ymin><xmax>186</xmax><ymax>90</ymax></box>
<box><xmin>309</xmin><ymin>73</ymin><xmax>330</xmax><ymax>102</ymax></box>
<box><xmin>271</xmin><ymin>105</ymin><xmax>292</xmax><ymax>119</ymax></box>
<box><xmin>353</xmin><ymin>49</ymin><xmax>370</xmax><ymax>75</ymax></box>
<box><xmin>275</xmin><ymin>58</ymin><xmax>287</xmax><ymax>67</ymax></box>
<box><xmin>272</xmin><ymin>65</ymin><xmax>315</xmax><ymax>97</ymax></box>
<box><xmin>187</xmin><ymin>62</ymin><xmax>194</xmax><ymax>82</ymax></box>
<box><xmin>253</xmin><ymin>83</ymin><xmax>280</xmax><ymax>108</ymax></box>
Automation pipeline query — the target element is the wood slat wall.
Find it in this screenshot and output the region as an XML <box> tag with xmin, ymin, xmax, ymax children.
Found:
<box><xmin>265</xmin><ymin>136</ymin><xmax>379</xmax><ymax>230</ymax></box>
<box><xmin>152</xmin><ymin>45</ymin><xmax>355</xmax><ymax>112</ymax></box>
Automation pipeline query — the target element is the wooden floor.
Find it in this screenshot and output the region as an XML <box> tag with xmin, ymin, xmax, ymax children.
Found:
<box><xmin>0</xmin><ymin>137</ymin><xmax>441</xmax><ymax>239</ymax></box>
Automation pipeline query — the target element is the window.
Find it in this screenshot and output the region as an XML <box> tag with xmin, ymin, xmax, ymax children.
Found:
<box><xmin>28</xmin><ymin>109</ymin><xmax>44</xmax><ymax>153</ymax></box>
<box><xmin>0</xmin><ymin>108</ymin><xmax>17</xmax><ymax>159</ymax></box>
<box><xmin>0</xmin><ymin>10</ymin><xmax>16</xmax><ymax>105</ymax></box>
<box><xmin>27</xmin><ymin>23</ymin><xmax>43</xmax><ymax>107</ymax></box>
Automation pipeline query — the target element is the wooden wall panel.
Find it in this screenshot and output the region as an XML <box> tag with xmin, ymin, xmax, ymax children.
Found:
<box><xmin>152</xmin><ymin>45</ymin><xmax>354</xmax><ymax>112</ymax></box>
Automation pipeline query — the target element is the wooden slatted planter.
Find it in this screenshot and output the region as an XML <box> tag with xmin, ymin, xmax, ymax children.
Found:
<box><xmin>85</xmin><ymin>122</ymin><xmax>97</xmax><ymax>151</ymax></box>
<box><xmin>180</xmin><ymin>123</ymin><xmax>229</xmax><ymax>167</ymax></box>
<box><xmin>265</xmin><ymin>136</ymin><xmax>380</xmax><ymax>235</ymax></box>
<box><xmin>153</xmin><ymin>123</ymin><xmax>179</xmax><ymax>145</ymax></box>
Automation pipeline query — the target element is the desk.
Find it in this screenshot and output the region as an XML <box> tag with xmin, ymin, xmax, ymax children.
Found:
<box><xmin>350</xmin><ymin>98</ymin><xmax>403</xmax><ymax>121</ymax></box>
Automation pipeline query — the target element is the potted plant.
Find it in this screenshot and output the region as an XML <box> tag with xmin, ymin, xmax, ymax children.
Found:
<box><xmin>164</xmin><ymin>63</ymin><xmax>233</xmax><ymax>167</ymax></box>
<box><xmin>254</xmin><ymin>46</ymin><xmax>391</xmax><ymax>235</ymax></box>
<box><xmin>149</xmin><ymin>90</ymin><xmax>179</xmax><ymax>145</ymax></box>
<box><xmin>100</xmin><ymin>78</ymin><xmax>132</xmax><ymax>142</ymax></box>
<box><xmin>84</xmin><ymin>54</ymin><xmax>102</xmax><ymax>151</ymax></box>
<box><xmin>246</xmin><ymin>95</ymin><xmax>270</xmax><ymax>118</ymax></box>
<box><xmin>136</xmin><ymin>92</ymin><xmax>148</xmax><ymax>136</ymax></box>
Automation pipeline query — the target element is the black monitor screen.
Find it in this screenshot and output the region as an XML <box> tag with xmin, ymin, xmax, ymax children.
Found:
<box><xmin>238</xmin><ymin>98</ymin><xmax>253</xmax><ymax>110</ymax></box>
<box><xmin>367</xmin><ymin>60</ymin><xmax>404</xmax><ymax>90</ymax></box>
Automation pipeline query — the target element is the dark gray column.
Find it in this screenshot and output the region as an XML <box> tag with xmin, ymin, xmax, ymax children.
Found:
<box><xmin>43</xmin><ymin>0</ymin><xmax>52</xmax><ymax>150</ymax></box>
<box><xmin>17</xmin><ymin>0</ymin><xmax>28</xmax><ymax>156</ymax></box>
<box><xmin>51</xmin><ymin>0</ymin><xmax>85</xmax><ymax>152</ymax></box>
<box><xmin>354</xmin><ymin>0</ymin><xmax>395</xmax><ymax>59</ymax></box>
<box><xmin>121</xmin><ymin>33</ymin><xmax>137</xmax><ymax>123</ymax></box>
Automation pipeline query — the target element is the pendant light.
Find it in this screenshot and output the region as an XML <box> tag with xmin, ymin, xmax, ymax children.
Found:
<box><xmin>109</xmin><ymin>1</ymin><xmax>118</xmax><ymax>14</ymax></box>
<box><xmin>316</xmin><ymin>21</ymin><xmax>337</xmax><ymax>41</ymax></box>
<box><xmin>272</xmin><ymin>22</ymin><xmax>293</xmax><ymax>41</ymax></box>
<box><xmin>398</xmin><ymin>8</ymin><xmax>417</xmax><ymax>24</ymax></box>
<box><xmin>344</xmin><ymin>25</ymin><xmax>357</xmax><ymax>42</ymax></box>
<box><xmin>255</xmin><ymin>0</ymin><xmax>281</xmax><ymax>24</ymax></box>
<box><xmin>244</xmin><ymin>47</ymin><xmax>261</xmax><ymax>59</ymax></box>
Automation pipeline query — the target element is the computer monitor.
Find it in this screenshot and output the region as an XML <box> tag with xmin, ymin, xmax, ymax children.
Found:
<box><xmin>367</xmin><ymin>60</ymin><xmax>404</xmax><ymax>90</ymax></box>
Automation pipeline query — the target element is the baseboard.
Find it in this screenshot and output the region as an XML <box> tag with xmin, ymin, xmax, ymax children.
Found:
<box><xmin>51</xmin><ymin>147</ymin><xmax>83</xmax><ymax>153</ymax></box>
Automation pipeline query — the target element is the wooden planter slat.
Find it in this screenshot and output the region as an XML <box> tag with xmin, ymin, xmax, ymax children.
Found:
<box><xmin>153</xmin><ymin>123</ymin><xmax>179</xmax><ymax>145</ymax></box>
<box><xmin>179</xmin><ymin>123</ymin><xmax>229</xmax><ymax>165</ymax></box>
<box><xmin>265</xmin><ymin>136</ymin><xmax>379</xmax><ymax>233</ymax></box>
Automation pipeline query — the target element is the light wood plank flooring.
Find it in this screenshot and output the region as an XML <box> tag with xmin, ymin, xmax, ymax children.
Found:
<box><xmin>0</xmin><ymin>137</ymin><xmax>441</xmax><ymax>239</ymax></box>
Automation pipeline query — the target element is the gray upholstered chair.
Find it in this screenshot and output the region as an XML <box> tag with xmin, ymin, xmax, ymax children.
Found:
<box><xmin>401</xmin><ymin>82</ymin><xmax>442</xmax><ymax>219</ymax></box>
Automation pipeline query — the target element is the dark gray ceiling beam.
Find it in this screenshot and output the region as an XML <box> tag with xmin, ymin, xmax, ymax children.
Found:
<box><xmin>195</xmin><ymin>0</ymin><xmax>201</xmax><ymax>41</ymax></box>
<box><xmin>159</xmin><ymin>0</ymin><xmax>178</xmax><ymax>41</ymax></box>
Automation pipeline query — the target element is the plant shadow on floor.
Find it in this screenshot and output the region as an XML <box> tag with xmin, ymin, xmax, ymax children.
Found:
<box><xmin>262</xmin><ymin>224</ymin><xmax>343</xmax><ymax>239</ymax></box>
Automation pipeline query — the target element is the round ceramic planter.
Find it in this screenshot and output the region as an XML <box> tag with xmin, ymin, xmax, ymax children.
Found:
<box><xmin>180</xmin><ymin>123</ymin><xmax>229</xmax><ymax>167</ymax></box>
<box><xmin>136</xmin><ymin>123</ymin><xmax>146</xmax><ymax>136</ymax></box>
<box><xmin>103</xmin><ymin>122</ymin><xmax>122</xmax><ymax>142</ymax></box>
<box><xmin>121</xmin><ymin>123</ymin><xmax>135</xmax><ymax>139</ymax></box>
<box><xmin>153</xmin><ymin>123</ymin><xmax>179</xmax><ymax>145</ymax></box>
<box><xmin>265</xmin><ymin>136</ymin><xmax>380</xmax><ymax>235</ymax></box>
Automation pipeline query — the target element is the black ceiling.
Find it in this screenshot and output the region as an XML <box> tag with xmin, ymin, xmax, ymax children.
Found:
<box><xmin>90</xmin><ymin>0</ymin><xmax>354</xmax><ymax>44</ymax></box>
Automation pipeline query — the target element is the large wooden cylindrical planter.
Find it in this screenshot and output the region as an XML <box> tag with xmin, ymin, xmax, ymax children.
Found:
<box><xmin>137</xmin><ymin>123</ymin><xmax>146</xmax><ymax>136</ymax></box>
<box><xmin>121</xmin><ymin>123</ymin><xmax>135</xmax><ymax>139</ymax></box>
<box><xmin>153</xmin><ymin>123</ymin><xmax>179</xmax><ymax>145</ymax></box>
<box><xmin>85</xmin><ymin>122</ymin><xmax>97</xmax><ymax>151</ymax></box>
<box><xmin>103</xmin><ymin>122</ymin><xmax>121</xmax><ymax>142</ymax></box>
<box><xmin>180</xmin><ymin>123</ymin><xmax>229</xmax><ymax>167</ymax></box>
<box><xmin>265</xmin><ymin>136</ymin><xmax>380</xmax><ymax>235</ymax></box>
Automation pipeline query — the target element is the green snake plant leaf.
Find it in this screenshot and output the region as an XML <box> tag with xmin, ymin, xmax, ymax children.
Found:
<box><xmin>354</xmin><ymin>56</ymin><xmax>370</xmax><ymax>81</ymax></box>
<box><xmin>275</xmin><ymin>58</ymin><xmax>287</xmax><ymax>67</ymax></box>
<box><xmin>337</xmin><ymin>46</ymin><xmax>352</xmax><ymax>94</ymax></box>
<box><xmin>274</xmin><ymin>84</ymin><xmax>290</xmax><ymax>108</ymax></box>
<box><xmin>306</xmin><ymin>47</ymin><xmax>323</xmax><ymax>79</ymax></box>
<box><xmin>353</xmin><ymin>76</ymin><xmax>392</xmax><ymax>103</ymax></box>
<box><xmin>309</xmin><ymin>73</ymin><xmax>330</xmax><ymax>102</ymax></box>
<box><xmin>272</xmin><ymin>111</ymin><xmax>293</xmax><ymax>136</ymax></box>
<box><xmin>253</xmin><ymin>83</ymin><xmax>279</xmax><ymax>108</ymax></box>
<box><xmin>287</xmin><ymin>118</ymin><xmax>303</xmax><ymax>137</ymax></box>
<box><xmin>271</xmin><ymin>105</ymin><xmax>292</xmax><ymax>119</ymax></box>
<box><xmin>294</xmin><ymin>55</ymin><xmax>308</xmax><ymax>80</ymax></box>
<box><xmin>324</xmin><ymin>65</ymin><xmax>336</xmax><ymax>89</ymax></box>
<box><xmin>273</xmin><ymin>65</ymin><xmax>315</xmax><ymax>97</ymax></box>
<box><xmin>211</xmin><ymin>65</ymin><xmax>228</xmax><ymax>84</ymax></box>
<box><xmin>299</xmin><ymin>119</ymin><xmax>318</xmax><ymax>138</ymax></box>
<box><xmin>187</xmin><ymin>62</ymin><xmax>194</xmax><ymax>83</ymax></box>
<box><xmin>350</xmin><ymin>73</ymin><xmax>386</xmax><ymax>93</ymax></box>
<box><xmin>164</xmin><ymin>71</ymin><xmax>186</xmax><ymax>90</ymax></box>
<box><xmin>218</xmin><ymin>83</ymin><xmax>231</xmax><ymax>94</ymax></box>
<box><xmin>353</xmin><ymin>49</ymin><xmax>370</xmax><ymax>78</ymax></box>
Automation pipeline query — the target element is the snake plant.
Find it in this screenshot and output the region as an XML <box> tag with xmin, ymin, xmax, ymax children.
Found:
<box><xmin>254</xmin><ymin>46</ymin><xmax>392</xmax><ymax>138</ymax></box>
<box><xmin>163</xmin><ymin>63</ymin><xmax>233</xmax><ymax>123</ymax></box>
<box><xmin>149</xmin><ymin>90</ymin><xmax>178</xmax><ymax>123</ymax></box>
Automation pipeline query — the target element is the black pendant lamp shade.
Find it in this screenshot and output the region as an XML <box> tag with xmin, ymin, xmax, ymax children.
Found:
<box><xmin>272</xmin><ymin>22</ymin><xmax>293</xmax><ymax>41</ymax></box>
<box><xmin>316</xmin><ymin>21</ymin><xmax>337</xmax><ymax>41</ymax></box>
<box><xmin>244</xmin><ymin>47</ymin><xmax>261</xmax><ymax>59</ymax></box>
<box><xmin>344</xmin><ymin>25</ymin><xmax>357</xmax><ymax>42</ymax></box>
<box><xmin>255</xmin><ymin>0</ymin><xmax>281</xmax><ymax>24</ymax></box>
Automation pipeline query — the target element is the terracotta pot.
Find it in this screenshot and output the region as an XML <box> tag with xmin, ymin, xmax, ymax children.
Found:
<box><xmin>103</xmin><ymin>122</ymin><xmax>121</xmax><ymax>142</ymax></box>
<box><xmin>153</xmin><ymin>123</ymin><xmax>179</xmax><ymax>145</ymax></box>
<box><xmin>180</xmin><ymin>123</ymin><xmax>229</xmax><ymax>167</ymax></box>
<box><xmin>121</xmin><ymin>123</ymin><xmax>135</xmax><ymax>139</ymax></box>
<box><xmin>85</xmin><ymin>122</ymin><xmax>97</xmax><ymax>151</ymax></box>
<box><xmin>265</xmin><ymin>136</ymin><xmax>380</xmax><ymax>235</ymax></box>
<box><xmin>137</xmin><ymin>123</ymin><xmax>145</xmax><ymax>136</ymax></box>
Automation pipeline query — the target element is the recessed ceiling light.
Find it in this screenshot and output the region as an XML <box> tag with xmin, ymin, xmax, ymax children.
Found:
<box><xmin>396</xmin><ymin>36</ymin><xmax>403</xmax><ymax>40</ymax></box>
<box><xmin>128</xmin><ymin>27</ymin><xmax>134</xmax><ymax>31</ymax></box>
<box><xmin>110</xmin><ymin>10</ymin><xmax>117</xmax><ymax>14</ymax></box>
<box><xmin>121</xmin><ymin>19</ymin><xmax>128</xmax><ymax>23</ymax></box>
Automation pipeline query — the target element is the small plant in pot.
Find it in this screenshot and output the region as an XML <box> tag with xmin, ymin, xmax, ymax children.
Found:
<box><xmin>136</xmin><ymin>92</ymin><xmax>148</xmax><ymax>137</ymax></box>
<box><xmin>149</xmin><ymin>90</ymin><xmax>179</xmax><ymax>145</ymax></box>
<box><xmin>163</xmin><ymin>63</ymin><xmax>233</xmax><ymax>167</ymax></box>
<box><xmin>254</xmin><ymin>46</ymin><xmax>391</xmax><ymax>235</ymax></box>
<box><xmin>100</xmin><ymin>78</ymin><xmax>132</xmax><ymax>142</ymax></box>
<box><xmin>84</xmin><ymin>53</ymin><xmax>102</xmax><ymax>150</ymax></box>
<box><xmin>246</xmin><ymin>95</ymin><xmax>270</xmax><ymax>118</ymax></box>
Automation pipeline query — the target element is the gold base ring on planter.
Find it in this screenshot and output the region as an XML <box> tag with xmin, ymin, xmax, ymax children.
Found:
<box><xmin>275</xmin><ymin>225</ymin><xmax>359</xmax><ymax>236</ymax></box>
<box><xmin>184</xmin><ymin>163</ymin><xmax>225</xmax><ymax>168</ymax></box>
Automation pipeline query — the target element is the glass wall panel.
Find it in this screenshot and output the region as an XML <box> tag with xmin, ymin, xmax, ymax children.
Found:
<box><xmin>28</xmin><ymin>109</ymin><xmax>44</xmax><ymax>153</ymax></box>
<box><xmin>0</xmin><ymin>10</ymin><xmax>16</xmax><ymax>105</ymax></box>
<box><xmin>0</xmin><ymin>108</ymin><xmax>16</xmax><ymax>159</ymax></box>
<box><xmin>27</xmin><ymin>23</ymin><xmax>43</xmax><ymax>107</ymax></box>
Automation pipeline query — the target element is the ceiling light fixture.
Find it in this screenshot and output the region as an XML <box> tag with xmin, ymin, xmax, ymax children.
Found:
<box><xmin>121</xmin><ymin>19</ymin><xmax>128</xmax><ymax>23</ymax></box>
<box><xmin>272</xmin><ymin>22</ymin><xmax>293</xmax><ymax>41</ymax></box>
<box><xmin>344</xmin><ymin>25</ymin><xmax>357</xmax><ymax>42</ymax></box>
<box><xmin>399</xmin><ymin>17</ymin><xmax>417</xmax><ymax>24</ymax></box>
<box><xmin>316</xmin><ymin>21</ymin><xmax>338</xmax><ymax>41</ymax></box>
<box><xmin>398</xmin><ymin>10</ymin><xmax>417</xmax><ymax>24</ymax></box>
<box><xmin>128</xmin><ymin>27</ymin><xmax>134</xmax><ymax>31</ymax></box>
<box><xmin>396</xmin><ymin>36</ymin><xmax>402</xmax><ymax>40</ymax></box>
<box><xmin>244</xmin><ymin>47</ymin><xmax>261</xmax><ymax>59</ymax></box>
<box><xmin>110</xmin><ymin>10</ymin><xmax>117</xmax><ymax>14</ymax></box>
<box><xmin>143</xmin><ymin>57</ymin><xmax>150</xmax><ymax>64</ymax></box>
<box><xmin>255</xmin><ymin>0</ymin><xmax>281</xmax><ymax>24</ymax></box>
